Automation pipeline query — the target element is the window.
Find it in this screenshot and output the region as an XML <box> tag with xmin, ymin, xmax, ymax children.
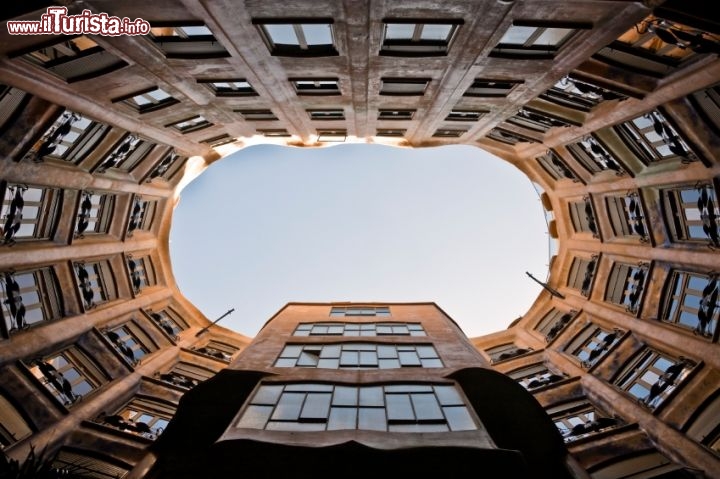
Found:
<box><xmin>1</xmin><ymin>268</ymin><xmax>62</xmax><ymax>334</ymax></box>
<box><xmin>156</xmin><ymin>361</ymin><xmax>215</xmax><ymax>389</ymax></box>
<box><xmin>566</xmin><ymin>325</ymin><xmax>622</xmax><ymax>368</ymax></box>
<box><xmin>96</xmin><ymin>134</ymin><xmax>154</xmax><ymax>173</ymax></box>
<box><xmin>593</xmin><ymin>15</ymin><xmax>708</xmax><ymax>77</ymax></box>
<box><xmin>126</xmin><ymin>255</ymin><xmax>155</xmax><ymax>294</ymax></box>
<box><xmin>535</xmin><ymin>308</ymin><xmax>576</xmax><ymax>342</ymax></box>
<box><xmin>165</xmin><ymin>115</ymin><xmax>212</xmax><ymax>134</ymax></box>
<box><xmin>293</xmin><ymin>322</ymin><xmax>425</xmax><ymax>337</ymax></box>
<box><xmin>104</xmin><ymin>322</ymin><xmax>153</xmax><ymax>365</ymax></box>
<box><xmin>549</xmin><ymin>400</ymin><xmax>621</xmax><ymax>443</ymax></box>
<box><xmin>0</xmin><ymin>392</ymin><xmax>32</xmax><ymax>448</ymax></box>
<box><xmin>376</xmin><ymin>129</ymin><xmax>406</xmax><ymax>137</ymax></box>
<box><xmin>588</xmin><ymin>450</ymin><xmax>703</xmax><ymax>478</ymax></box>
<box><xmin>23</xmin><ymin>111</ymin><xmax>109</xmax><ymax>164</ymax></box>
<box><xmin>662</xmin><ymin>184</ymin><xmax>720</xmax><ymax>247</ymax></box>
<box><xmin>201</xmin><ymin>134</ymin><xmax>235</xmax><ymax>148</ymax></box>
<box><xmin>536</xmin><ymin>150</ymin><xmax>578</xmax><ymax>181</ymax></box>
<box><xmin>509</xmin><ymin>363</ymin><xmax>565</xmax><ymax>390</ymax></box>
<box><xmin>615</xmin><ymin>348</ymin><xmax>696</xmax><ymax>410</ymax></box>
<box><xmin>19</xmin><ymin>36</ymin><xmax>127</xmax><ymax>82</ymax></box>
<box><xmin>485</xmin><ymin>343</ymin><xmax>532</xmax><ymax>363</ymax></box>
<box><xmin>193</xmin><ymin>340</ymin><xmax>238</xmax><ymax>361</ymax></box>
<box><xmin>100</xmin><ymin>397</ymin><xmax>175</xmax><ymax>440</ymax></box>
<box><xmin>274</xmin><ymin>343</ymin><xmax>442</xmax><ymax>369</ymax></box>
<box><xmin>605</xmin><ymin>192</ymin><xmax>649</xmax><ymax>241</ymax></box>
<box><xmin>566</xmin><ymin>136</ymin><xmax>627</xmax><ymax>175</ymax></box>
<box><xmin>378</xmin><ymin>109</ymin><xmax>415</xmax><ymax>121</ymax></box>
<box><xmin>74</xmin><ymin>260</ymin><xmax>116</xmax><ymax>310</ymax></box>
<box><xmin>615</xmin><ymin>110</ymin><xmax>697</xmax><ymax>164</ymax></box>
<box><xmin>445</xmin><ymin>110</ymin><xmax>486</xmax><ymax>122</ymax></box>
<box><xmin>149</xmin><ymin>23</ymin><xmax>229</xmax><ymax>59</ymax></box>
<box><xmin>539</xmin><ymin>76</ymin><xmax>626</xmax><ymax>112</ymax></box>
<box><xmin>235</xmin><ymin>382</ymin><xmax>477</xmax><ymax>432</ymax></box>
<box><xmin>1</xmin><ymin>183</ymin><xmax>61</xmax><ymax>245</ymax></box>
<box><xmin>380</xmin><ymin>20</ymin><xmax>461</xmax><ymax>56</ymax></box>
<box><xmin>257</xmin><ymin>129</ymin><xmax>291</xmax><ymax>137</ymax></box>
<box><xmin>0</xmin><ymin>85</ymin><xmax>28</xmax><ymax>135</ymax></box>
<box><xmin>254</xmin><ymin>19</ymin><xmax>337</xmax><ymax>56</ymax></box>
<box><xmin>112</xmin><ymin>87</ymin><xmax>178</xmax><ymax>114</ymax></box>
<box><xmin>330</xmin><ymin>306</ymin><xmax>390</xmax><ymax>317</ymax></box>
<box><xmin>51</xmin><ymin>448</ymin><xmax>130</xmax><ymax>478</ymax></box>
<box><xmin>197</xmin><ymin>79</ymin><xmax>256</xmax><ymax>97</ymax></box>
<box><xmin>234</xmin><ymin>110</ymin><xmax>277</xmax><ymax>121</ymax></box>
<box><xmin>291</xmin><ymin>78</ymin><xmax>340</xmax><ymax>96</ymax></box>
<box><xmin>486</xmin><ymin>127</ymin><xmax>538</xmax><ymax>145</ymax></box>
<box><xmin>27</xmin><ymin>347</ymin><xmax>105</xmax><ymax>406</ymax></box>
<box><xmin>432</xmin><ymin>129</ymin><xmax>466</xmax><ymax>138</ymax></box>
<box><xmin>661</xmin><ymin>270</ymin><xmax>719</xmax><ymax>339</ymax></box>
<box><xmin>567</xmin><ymin>255</ymin><xmax>598</xmax><ymax>296</ymax></box>
<box><xmin>685</xmin><ymin>391</ymin><xmax>720</xmax><ymax>455</ymax></box>
<box><xmin>146</xmin><ymin>151</ymin><xmax>186</xmax><ymax>182</ymax></box>
<box><xmin>127</xmin><ymin>196</ymin><xmax>156</xmax><ymax>235</ymax></box>
<box><xmin>690</xmin><ymin>83</ymin><xmax>720</xmax><ymax>137</ymax></box>
<box><xmin>307</xmin><ymin>109</ymin><xmax>345</xmax><ymax>121</ymax></box>
<box><xmin>464</xmin><ymin>79</ymin><xmax>522</xmax><ymax>97</ymax></box>
<box><xmin>75</xmin><ymin>191</ymin><xmax>115</xmax><ymax>238</ymax></box>
<box><xmin>569</xmin><ymin>197</ymin><xmax>599</xmax><ymax>236</ymax></box>
<box><xmin>506</xmin><ymin>107</ymin><xmax>576</xmax><ymax>132</ymax></box>
<box><xmin>491</xmin><ymin>22</ymin><xmax>588</xmax><ymax>59</ymax></box>
<box><xmin>605</xmin><ymin>262</ymin><xmax>649</xmax><ymax>314</ymax></box>
<box><xmin>146</xmin><ymin>308</ymin><xmax>187</xmax><ymax>338</ymax></box>
<box><xmin>317</xmin><ymin>129</ymin><xmax>346</xmax><ymax>142</ymax></box>
<box><xmin>379</xmin><ymin>78</ymin><xmax>430</xmax><ymax>96</ymax></box>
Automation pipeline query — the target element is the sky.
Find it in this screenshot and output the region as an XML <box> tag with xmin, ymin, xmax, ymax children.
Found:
<box><xmin>169</xmin><ymin>143</ymin><xmax>550</xmax><ymax>338</ymax></box>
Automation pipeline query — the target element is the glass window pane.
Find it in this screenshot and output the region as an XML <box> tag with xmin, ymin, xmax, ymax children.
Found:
<box><xmin>358</xmin><ymin>407</ymin><xmax>386</xmax><ymax>431</ymax></box>
<box><xmin>443</xmin><ymin>406</ymin><xmax>476</xmax><ymax>431</ymax></box>
<box><xmin>320</xmin><ymin>345</ymin><xmax>341</xmax><ymax>358</ymax></box>
<box><xmin>359</xmin><ymin>386</ymin><xmax>384</xmax><ymax>407</ymax></box>
<box><xmin>386</xmin><ymin>394</ymin><xmax>414</xmax><ymax>421</ymax></box>
<box><xmin>317</xmin><ymin>358</ymin><xmax>340</xmax><ymax>368</ymax></box>
<box><xmin>421</xmin><ymin>24</ymin><xmax>452</xmax><ymax>41</ymax></box>
<box><xmin>236</xmin><ymin>405</ymin><xmax>273</xmax><ymax>428</ymax></box>
<box><xmin>379</xmin><ymin>359</ymin><xmax>401</xmax><ymax>369</ymax></box>
<box><xmin>328</xmin><ymin>407</ymin><xmax>357</xmax><ymax>430</ymax></box>
<box><xmin>270</xmin><ymin>392</ymin><xmax>304</xmax><ymax>420</ymax></box>
<box><xmin>411</xmin><ymin>393</ymin><xmax>443</xmax><ymax>421</ymax></box>
<box><xmin>434</xmin><ymin>386</ymin><xmax>463</xmax><ymax>406</ymax></box>
<box><xmin>500</xmin><ymin>25</ymin><xmax>535</xmax><ymax>44</ymax></box>
<box><xmin>332</xmin><ymin>386</ymin><xmax>358</xmax><ymax>406</ymax></box>
<box><xmin>300</xmin><ymin>393</ymin><xmax>331</xmax><ymax>420</ymax></box>
<box><xmin>385</xmin><ymin>23</ymin><xmax>415</xmax><ymax>40</ymax></box>
<box><xmin>302</xmin><ymin>24</ymin><xmax>332</xmax><ymax>45</ymax></box>
<box><xmin>265</xmin><ymin>24</ymin><xmax>298</xmax><ymax>45</ymax></box>
<box><xmin>535</xmin><ymin>28</ymin><xmax>573</xmax><ymax>46</ymax></box>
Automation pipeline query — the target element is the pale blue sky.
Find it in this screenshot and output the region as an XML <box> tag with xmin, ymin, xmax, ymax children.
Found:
<box><xmin>169</xmin><ymin>143</ymin><xmax>550</xmax><ymax>338</ymax></box>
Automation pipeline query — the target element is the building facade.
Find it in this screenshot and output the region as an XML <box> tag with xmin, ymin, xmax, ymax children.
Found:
<box><xmin>0</xmin><ymin>0</ymin><xmax>718</xmax><ymax>477</ymax></box>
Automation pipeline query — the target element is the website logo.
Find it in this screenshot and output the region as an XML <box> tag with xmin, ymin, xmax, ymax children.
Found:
<box><xmin>7</xmin><ymin>7</ymin><xmax>151</xmax><ymax>36</ymax></box>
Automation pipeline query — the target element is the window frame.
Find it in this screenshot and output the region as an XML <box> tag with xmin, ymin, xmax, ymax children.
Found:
<box><xmin>112</xmin><ymin>86</ymin><xmax>179</xmax><ymax>114</ymax></box>
<box><xmin>660</xmin><ymin>269</ymin><xmax>719</xmax><ymax>340</ymax></box>
<box><xmin>197</xmin><ymin>79</ymin><xmax>257</xmax><ymax>97</ymax></box>
<box><xmin>379</xmin><ymin>78</ymin><xmax>430</xmax><ymax>96</ymax></box>
<box><xmin>274</xmin><ymin>342</ymin><xmax>443</xmax><ymax>369</ymax></box>
<box><xmin>490</xmin><ymin>21</ymin><xmax>590</xmax><ymax>59</ymax></box>
<box><xmin>73</xmin><ymin>259</ymin><xmax>117</xmax><ymax>311</ymax></box>
<box><xmin>1</xmin><ymin>182</ymin><xmax>62</xmax><ymax>245</ymax></box>
<box><xmin>149</xmin><ymin>22</ymin><xmax>230</xmax><ymax>59</ymax></box>
<box><xmin>253</xmin><ymin>18</ymin><xmax>338</xmax><ymax>57</ymax></box>
<box><xmin>1</xmin><ymin>267</ymin><xmax>62</xmax><ymax>335</ymax></box>
<box><xmin>290</xmin><ymin>78</ymin><xmax>340</xmax><ymax>96</ymax></box>
<box><xmin>15</xmin><ymin>36</ymin><xmax>127</xmax><ymax>82</ymax></box>
<box><xmin>379</xmin><ymin>19</ymin><xmax>463</xmax><ymax>57</ymax></box>
<box><xmin>464</xmin><ymin>79</ymin><xmax>523</xmax><ymax>98</ymax></box>
<box><xmin>614</xmin><ymin>348</ymin><xmax>697</xmax><ymax>411</ymax></box>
